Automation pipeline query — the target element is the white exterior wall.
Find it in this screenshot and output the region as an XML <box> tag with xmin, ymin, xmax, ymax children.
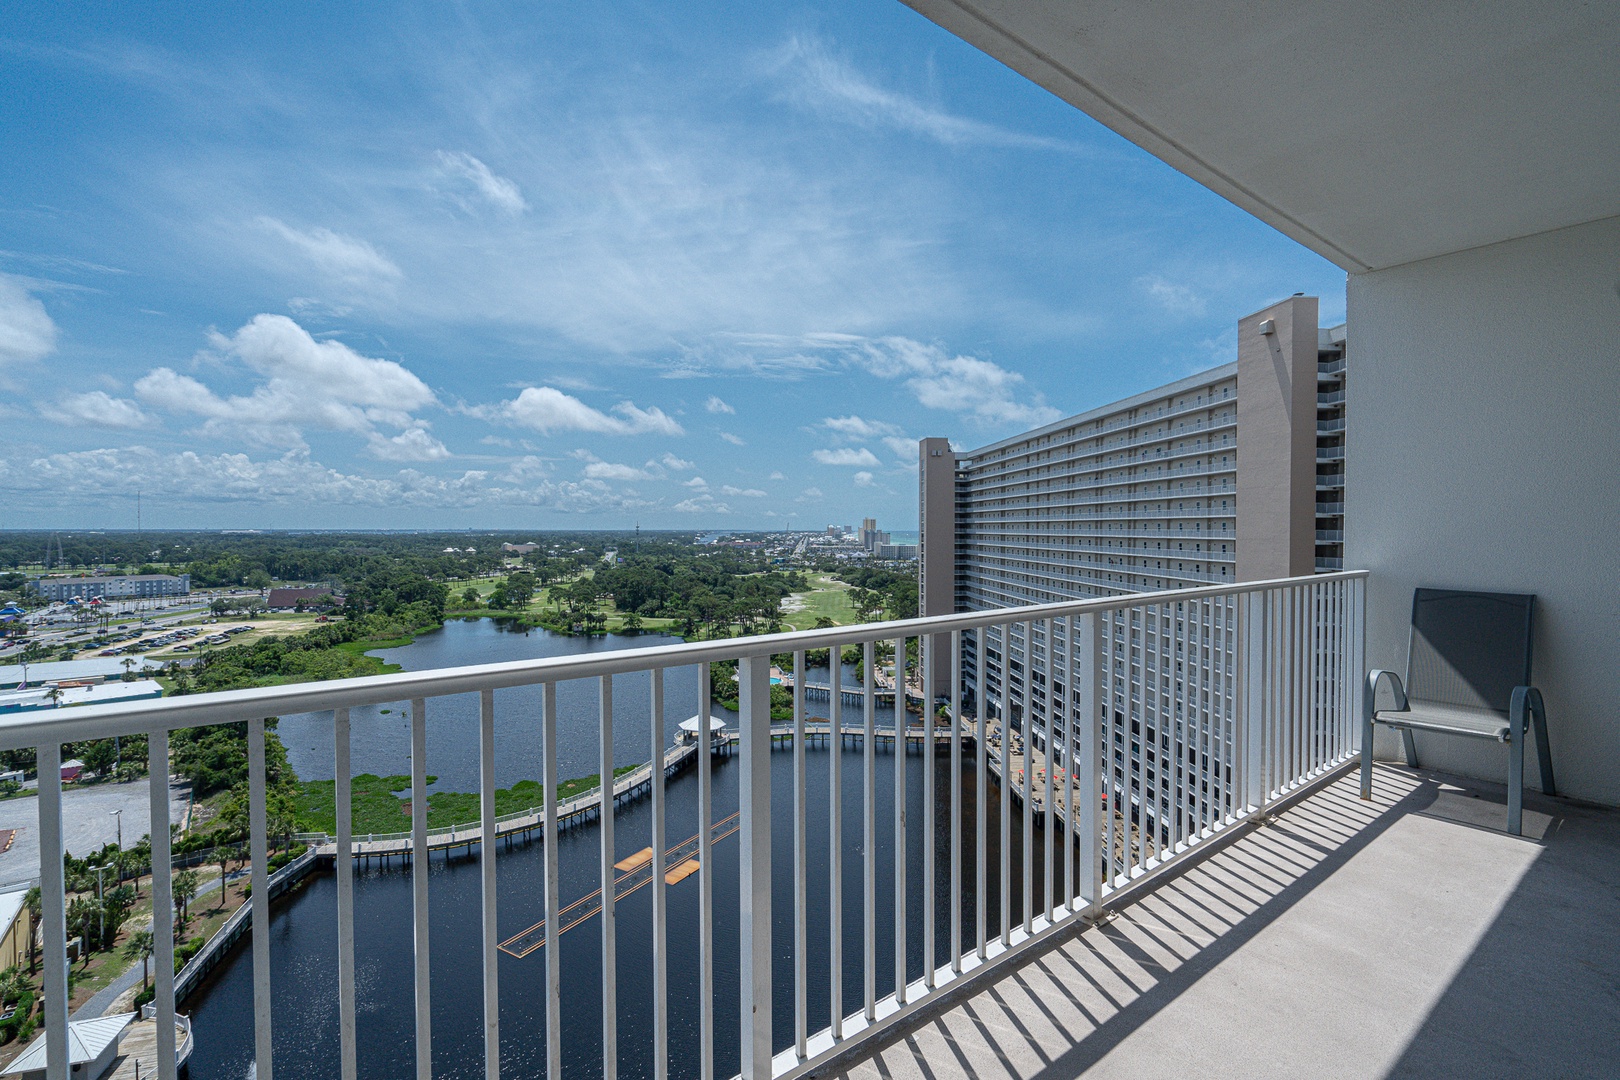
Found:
<box><xmin>1347</xmin><ymin>215</ymin><xmax>1620</xmax><ymax>806</ymax></box>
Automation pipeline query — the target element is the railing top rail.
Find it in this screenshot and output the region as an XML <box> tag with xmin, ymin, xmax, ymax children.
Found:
<box><xmin>0</xmin><ymin>569</ymin><xmax>1366</xmax><ymax>746</ymax></box>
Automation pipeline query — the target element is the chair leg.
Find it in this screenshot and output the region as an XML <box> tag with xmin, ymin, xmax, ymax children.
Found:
<box><xmin>1400</xmin><ymin>728</ymin><xmax>1418</xmax><ymax>768</ymax></box>
<box><xmin>1360</xmin><ymin>716</ymin><xmax>1375</xmax><ymax>799</ymax></box>
<box><xmin>1507</xmin><ymin>728</ymin><xmax>1525</xmax><ymax>836</ymax></box>
<box><xmin>1531</xmin><ymin>694</ymin><xmax>1556</xmax><ymax>797</ymax></box>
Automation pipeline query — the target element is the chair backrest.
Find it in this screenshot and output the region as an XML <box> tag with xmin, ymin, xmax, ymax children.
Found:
<box><xmin>1406</xmin><ymin>588</ymin><xmax>1534</xmax><ymax>715</ymax></box>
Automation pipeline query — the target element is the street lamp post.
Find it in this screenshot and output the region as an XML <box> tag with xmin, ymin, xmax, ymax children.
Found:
<box><xmin>110</xmin><ymin>808</ymin><xmax>122</xmax><ymax>852</ymax></box>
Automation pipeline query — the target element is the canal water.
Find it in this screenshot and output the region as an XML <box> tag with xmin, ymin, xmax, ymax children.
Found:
<box><xmin>186</xmin><ymin>620</ymin><xmax>1046</xmax><ymax>1079</ymax></box>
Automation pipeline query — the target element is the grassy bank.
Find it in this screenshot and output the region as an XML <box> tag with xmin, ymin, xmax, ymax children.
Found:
<box><xmin>294</xmin><ymin>766</ymin><xmax>640</xmax><ymax>834</ymax></box>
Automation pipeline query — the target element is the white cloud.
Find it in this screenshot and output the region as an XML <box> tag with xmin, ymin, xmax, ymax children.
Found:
<box><xmin>853</xmin><ymin>471</ymin><xmax>874</xmax><ymax>486</ymax></box>
<box><xmin>500</xmin><ymin>456</ymin><xmax>552</xmax><ymax>484</ymax></box>
<box><xmin>257</xmin><ymin>218</ymin><xmax>402</xmax><ymax>287</ymax></box>
<box><xmin>135</xmin><ymin>314</ymin><xmax>437</xmax><ymax>448</ymax></box>
<box><xmin>1136</xmin><ymin>274</ymin><xmax>1207</xmax><ymax>317</ymax></box>
<box><xmin>798</xmin><ymin>487</ymin><xmax>824</xmax><ymax>500</ymax></box>
<box><xmin>37</xmin><ymin>391</ymin><xmax>151</xmax><ymax>429</ymax></box>
<box><xmin>812</xmin><ymin>447</ymin><xmax>880</xmax><ymax>467</ymax></box>
<box><xmin>678</xmin><ymin>333</ymin><xmax>1057</xmax><ymax>428</ymax></box>
<box><xmin>853</xmin><ymin>337</ymin><xmax>1061</xmax><ymax>427</ymax></box>
<box><xmin>719</xmin><ymin>484</ymin><xmax>766</xmax><ymax>497</ymax></box>
<box><xmin>286</xmin><ymin>296</ymin><xmax>353</xmax><ymax>319</ymax></box>
<box><xmin>718</xmin><ymin>431</ymin><xmax>745</xmax><ymax>446</ymax></box>
<box><xmin>582</xmin><ymin>460</ymin><xmax>652</xmax><ymax>481</ymax></box>
<box><xmin>763</xmin><ymin>35</ymin><xmax>1076</xmax><ymax>152</ymax></box>
<box><xmin>823</xmin><ymin>414</ymin><xmax>901</xmax><ymax>439</ymax></box>
<box><xmin>5</xmin><ymin>445</ymin><xmax>654</xmax><ymax>515</ymax></box>
<box><xmin>768</xmin><ymin>471</ymin><xmax>785</xmax><ymax>480</ymax></box>
<box><xmin>366</xmin><ymin>427</ymin><xmax>451</xmax><ymax>461</ymax></box>
<box><xmin>660</xmin><ymin>452</ymin><xmax>695</xmax><ymax>470</ymax></box>
<box><xmin>435</xmin><ymin>151</ymin><xmax>528</xmax><ymax>214</ymax></box>
<box><xmin>0</xmin><ymin>274</ymin><xmax>57</xmax><ymax>368</ymax></box>
<box><xmin>683</xmin><ymin>476</ymin><xmax>709</xmax><ymax>489</ymax></box>
<box><xmin>705</xmin><ymin>395</ymin><xmax>735</xmax><ymax>414</ymax></box>
<box><xmin>673</xmin><ymin>495</ymin><xmax>730</xmax><ymax>514</ymax></box>
<box><xmin>481</xmin><ymin>386</ymin><xmax>684</xmax><ymax>437</ymax></box>
<box><xmin>881</xmin><ymin>436</ymin><xmax>916</xmax><ymax>460</ymax></box>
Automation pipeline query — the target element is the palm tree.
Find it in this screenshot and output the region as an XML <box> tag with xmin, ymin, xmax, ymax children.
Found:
<box><xmin>21</xmin><ymin>888</ymin><xmax>39</xmax><ymax>973</ymax></box>
<box><xmin>171</xmin><ymin>869</ymin><xmax>201</xmax><ymax>925</ymax></box>
<box><xmin>122</xmin><ymin>930</ymin><xmax>155</xmax><ymax>991</ymax></box>
<box><xmin>66</xmin><ymin>897</ymin><xmax>100</xmax><ymax>965</ymax></box>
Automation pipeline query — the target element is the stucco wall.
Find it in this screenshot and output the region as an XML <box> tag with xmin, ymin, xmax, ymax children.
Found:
<box><xmin>1347</xmin><ymin>215</ymin><xmax>1620</xmax><ymax>806</ymax></box>
<box><xmin>1237</xmin><ymin>295</ymin><xmax>1318</xmax><ymax>580</ymax></box>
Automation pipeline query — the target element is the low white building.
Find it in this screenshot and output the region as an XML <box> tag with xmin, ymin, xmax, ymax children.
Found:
<box><xmin>1</xmin><ymin>1013</ymin><xmax>133</xmax><ymax>1080</ymax></box>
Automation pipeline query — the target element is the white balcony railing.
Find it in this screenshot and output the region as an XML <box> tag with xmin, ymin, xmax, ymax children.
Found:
<box><xmin>0</xmin><ymin>571</ymin><xmax>1365</xmax><ymax>1080</ymax></box>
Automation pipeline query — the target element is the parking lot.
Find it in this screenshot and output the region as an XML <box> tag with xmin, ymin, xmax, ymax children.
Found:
<box><xmin>0</xmin><ymin>779</ymin><xmax>192</xmax><ymax>885</ymax></box>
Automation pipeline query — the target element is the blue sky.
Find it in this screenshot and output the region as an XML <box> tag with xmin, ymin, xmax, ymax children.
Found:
<box><xmin>0</xmin><ymin>1</ymin><xmax>1345</xmax><ymax>532</ymax></box>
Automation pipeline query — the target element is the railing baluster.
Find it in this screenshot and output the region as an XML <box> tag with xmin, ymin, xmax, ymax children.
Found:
<box><xmin>949</xmin><ymin>629</ymin><xmax>963</xmax><ymax>972</ymax></box>
<box><xmin>1076</xmin><ymin>613</ymin><xmax>1100</xmax><ymax>919</ymax></box>
<box><xmin>480</xmin><ymin>689</ymin><xmax>500</xmax><ymax>1080</ymax></box>
<box><xmin>698</xmin><ymin>663</ymin><xmax>714</xmax><ymax>1079</ymax></box>
<box><xmin>1197</xmin><ymin>603</ymin><xmax>1208</xmax><ymax>835</ymax></box>
<box><xmin>1103</xmin><ymin>614</ymin><xmax>1116</xmax><ymax>892</ymax></box>
<box><xmin>1021</xmin><ymin>621</ymin><xmax>1033</xmax><ymax>936</ymax></box>
<box><xmin>894</xmin><ymin>637</ymin><xmax>908</xmax><ymax>1005</ymax></box>
<box><xmin>827</xmin><ymin>652</ymin><xmax>843</xmax><ymax>1039</ymax></box>
<box><xmin>1348</xmin><ymin>579</ymin><xmax>1359</xmax><ymax>758</ymax></box>
<box><xmin>651</xmin><ymin>669</ymin><xmax>668</xmax><ymax>1080</ymax></box>
<box><xmin>921</xmin><ymin>633</ymin><xmax>934</xmax><ymax>988</ymax></box>
<box><xmin>793</xmin><ymin>649</ymin><xmax>808</xmax><ymax>1061</ymax></box>
<box><xmin>862</xmin><ymin>640</ymin><xmax>876</xmax><ymax>1021</ymax></box>
<box><xmin>39</xmin><ymin>741</ymin><xmax>68</xmax><ymax>1080</ymax></box>
<box><xmin>739</xmin><ymin>655</ymin><xmax>773</xmax><ymax>1080</ymax></box>
<box><xmin>541</xmin><ymin>685</ymin><xmax>560</xmax><ymax>1080</ymax></box>
<box><xmin>249</xmin><ymin>718</ymin><xmax>271</xmax><ymax>1080</ymax></box>
<box><xmin>974</xmin><ymin>629</ymin><xmax>988</xmax><ymax>961</ymax></box>
<box><xmin>1182</xmin><ymin>605</ymin><xmax>1195</xmax><ymax>842</ymax></box>
<box><xmin>598</xmin><ymin>677</ymin><xmax>615</xmax><ymax>1080</ymax></box>
<box><xmin>1001</xmin><ymin>626</ymin><xmax>1011</xmax><ymax>947</ymax></box>
<box><xmin>1242</xmin><ymin>590</ymin><xmax>1263</xmax><ymax>815</ymax></box>
<box><xmin>1042</xmin><ymin>619</ymin><xmax>1055</xmax><ymax>921</ymax></box>
<box><xmin>1153</xmin><ymin>603</ymin><xmax>1167</xmax><ymax>864</ymax></box>
<box><xmin>335</xmin><ymin>707</ymin><xmax>357</xmax><ymax>1080</ymax></box>
<box><xmin>1062</xmin><ymin>616</ymin><xmax>1074</xmax><ymax>913</ymax></box>
<box><xmin>410</xmin><ymin>697</ymin><xmax>432</xmax><ymax>1080</ymax></box>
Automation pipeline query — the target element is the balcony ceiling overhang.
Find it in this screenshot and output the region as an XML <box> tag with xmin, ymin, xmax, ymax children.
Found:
<box><xmin>902</xmin><ymin>1</ymin><xmax>1620</xmax><ymax>272</ymax></box>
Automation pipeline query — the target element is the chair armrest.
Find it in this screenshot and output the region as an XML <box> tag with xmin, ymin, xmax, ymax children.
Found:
<box><xmin>1509</xmin><ymin>685</ymin><xmax>1544</xmax><ymax>731</ymax></box>
<box><xmin>1366</xmin><ymin>669</ymin><xmax>1408</xmax><ymax>719</ymax></box>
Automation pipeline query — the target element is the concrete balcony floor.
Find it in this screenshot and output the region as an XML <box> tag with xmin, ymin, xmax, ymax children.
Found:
<box><xmin>826</xmin><ymin>764</ymin><xmax>1619</xmax><ymax>1080</ymax></box>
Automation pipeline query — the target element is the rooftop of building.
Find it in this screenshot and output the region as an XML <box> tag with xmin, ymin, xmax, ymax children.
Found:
<box><xmin>956</xmin><ymin>360</ymin><xmax>1239</xmax><ymax>464</ymax></box>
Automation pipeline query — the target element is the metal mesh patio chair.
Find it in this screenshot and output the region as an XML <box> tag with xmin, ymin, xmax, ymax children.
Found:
<box><xmin>1361</xmin><ymin>588</ymin><xmax>1554</xmax><ymax>834</ymax></box>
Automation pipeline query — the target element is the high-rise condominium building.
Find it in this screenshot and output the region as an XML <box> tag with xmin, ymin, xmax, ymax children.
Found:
<box><xmin>918</xmin><ymin>296</ymin><xmax>1346</xmax><ymax>821</ymax></box>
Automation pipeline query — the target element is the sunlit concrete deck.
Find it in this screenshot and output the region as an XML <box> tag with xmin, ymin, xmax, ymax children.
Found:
<box><xmin>823</xmin><ymin>764</ymin><xmax>1620</xmax><ymax>1080</ymax></box>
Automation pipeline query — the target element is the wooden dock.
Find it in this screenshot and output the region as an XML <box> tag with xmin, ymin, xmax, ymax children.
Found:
<box><xmin>106</xmin><ymin>1016</ymin><xmax>192</xmax><ymax>1079</ymax></box>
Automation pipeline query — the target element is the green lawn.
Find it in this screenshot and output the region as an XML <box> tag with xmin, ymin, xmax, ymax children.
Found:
<box><xmin>295</xmin><ymin>767</ymin><xmax>640</xmax><ymax>834</ymax></box>
<box><xmin>780</xmin><ymin>574</ymin><xmax>860</xmax><ymax>630</ymax></box>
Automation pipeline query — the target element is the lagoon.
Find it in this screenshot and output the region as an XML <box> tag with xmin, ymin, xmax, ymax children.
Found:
<box><xmin>184</xmin><ymin>619</ymin><xmax>1041</xmax><ymax>1079</ymax></box>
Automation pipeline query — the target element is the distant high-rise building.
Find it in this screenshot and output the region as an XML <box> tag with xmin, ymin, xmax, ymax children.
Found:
<box><xmin>858</xmin><ymin>517</ymin><xmax>889</xmax><ymax>552</ymax></box>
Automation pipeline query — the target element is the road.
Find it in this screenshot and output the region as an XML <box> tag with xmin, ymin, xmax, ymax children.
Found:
<box><xmin>0</xmin><ymin>779</ymin><xmax>191</xmax><ymax>885</ymax></box>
